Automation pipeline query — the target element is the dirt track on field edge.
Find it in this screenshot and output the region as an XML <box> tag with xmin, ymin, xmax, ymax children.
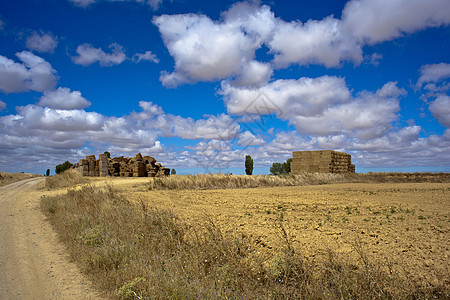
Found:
<box><xmin>0</xmin><ymin>178</ymin><xmax>101</xmax><ymax>300</ymax></box>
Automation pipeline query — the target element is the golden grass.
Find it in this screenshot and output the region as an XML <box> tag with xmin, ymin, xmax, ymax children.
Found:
<box><xmin>0</xmin><ymin>171</ymin><xmax>42</xmax><ymax>187</ymax></box>
<box><xmin>41</xmin><ymin>169</ymin><xmax>88</xmax><ymax>190</ymax></box>
<box><xmin>148</xmin><ymin>172</ymin><xmax>450</xmax><ymax>190</ymax></box>
<box><xmin>41</xmin><ymin>184</ymin><xmax>448</xmax><ymax>299</ymax></box>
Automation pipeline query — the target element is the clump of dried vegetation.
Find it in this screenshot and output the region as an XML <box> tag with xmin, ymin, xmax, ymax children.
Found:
<box><xmin>41</xmin><ymin>169</ymin><xmax>88</xmax><ymax>189</ymax></box>
<box><xmin>41</xmin><ymin>182</ymin><xmax>447</xmax><ymax>299</ymax></box>
<box><xmin>148</xmin><ymin>172</ymin><xmax>450</xmax><ymax>190</ymax></box>
<box><xmin>0</xmin><ymin>171</ymin><xmax>41</xmax><ymax>187</ymax></box>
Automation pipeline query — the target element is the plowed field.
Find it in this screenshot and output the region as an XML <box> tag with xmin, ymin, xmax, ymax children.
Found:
<box><xmin>93</xmin><ymin>179</ymin><xmax>449</xmax><ymax>287</ymax></box>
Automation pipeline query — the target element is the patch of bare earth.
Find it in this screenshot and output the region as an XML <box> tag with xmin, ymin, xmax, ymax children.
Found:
<box><xmin>121</xmin><ymin>181</ymin><xmax>449</xmax><ymax>288</ymax></box>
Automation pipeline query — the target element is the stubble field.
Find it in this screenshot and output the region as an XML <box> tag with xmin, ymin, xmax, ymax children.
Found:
<box><xmin>119</xmin><ymin>180</ymin><xmax>450</xmax><ymax>287</ymax></box>
<box><xmin>40</xmin><ymin>172</ymin><xmax>450</xmax><ymax>298</ymax></box>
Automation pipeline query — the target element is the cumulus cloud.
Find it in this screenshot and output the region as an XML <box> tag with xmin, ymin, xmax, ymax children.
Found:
<box><xmin>221</xmin><ymin>76</ymin><xmax>350</xmax><ymax>117</ymax></box>
<box><xmin>0</xmin><ymin>100</ymin><xmax>6</xmax><ymax>110</ymax></box>
<box><xmin>0</xmin><ymin>51</ymin><xmax>57</xmax><ymax>93</ymax></box>
<box><xmin>429</xmin><ymin>95</ymin><xmax>450</xmax><ymax>127</ymax></box>
<box><xmin>154</xmin><ymin>13</ymin><xmax>256</xmax><ymax>87</ymax></box>
<box><xmin>0</xmin><ymin>100</ymin><xmax>243</xmax><ymax>172</ymax></box>
<box><xmin>154</xmin><ymin>0</ymin><xmax>450</xmax><ymax>85</ymax></box>
<box><xmin>26</xmin><ymin>31</ymin><xmax>58</xmax><ymax>53</ymax></box>
<box><xmin>72</xmin><ymin>43</ymin><xmax>126</xmax><ymax>67</ymax></box>
<box><xmin>232</xmin><ymin>60</ymin><xmax>272</xmax><ymax>88</ymax></box>
<box><xmin>269</xmin><ymin>16</ymin><xmax>363</xmax><ymax>68</ymax></box>
<box><xmin>131</xmin><ymin>101</ymin><xmax>240</xmax><ymax>140</ymax></box>
<box><xmin>342</xmin><ymin>0</ymin><xmax>450</xmax><ymax>44</ymax></box>
<box><xmin>417</xmin><ymin>63</ymin><xmax>450</xmax><ymax>88</ymax></box>
<box><xmin>290</xmin><ymin>82</ymin><xmax>403</xmax><ymax>139</ymax></box>
<box><xmin>38</xmin><ymin>87</ymin><xmax>91</xmax><ymax>110</ymax></box>
<box><xmin>153</xmin><ymin>2</ymin><xmax>276</xmax><ymax>87</ymax></box>
<box><xmin>132</xmin><ymin>51</ymin><xmax>159</xmax><ymax>63</ymax></box>
<box><xmin>237</xmin><ymin>131</ymin><xmax>265</xmax><ymax>146</ymax></box>
<box><xmin>221</xmin><ymin>77</ymin><xmax>405</xmax><ymax>139</ymax></box>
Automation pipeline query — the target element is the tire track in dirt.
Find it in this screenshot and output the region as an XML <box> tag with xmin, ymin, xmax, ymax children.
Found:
<box><xmin>0</xmin><ymin>178</ymin><xmax>101</xmax><ymax>300</ymax></box>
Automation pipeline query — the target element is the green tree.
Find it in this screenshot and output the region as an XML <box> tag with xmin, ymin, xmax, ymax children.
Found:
<box><xmin>270</xmin><ymin>162</ymin><xmax>286</xmax><ymax>175</ymax></box>
<box><xmin>171</xmin><ymin>168</ymin><xmax>176</xmax><ymax>175</ymax></box>
<box><xmin>104</xmin><ymin>151</ymin><xmax>111</xmax><ymax>158</ymax></box>
<box><xmin>46</xmin><ymin>169</ymin><xmax>50</xmax><ymax>176</ymax></box>
<box><xmin>270</xmin><ymin>158</ymin><xmax>293</xmax><ymax>175</ymax></box>
<box><xmin>245</xmin><ymin>155</ymin><xmax>253</xmax><ymax>175</ymax></box>
<box><xmin>55</xmin><ymin>161</ymin><xmax>73</xmax><ymax>174</ymax></box>
<box><xmin>283</xmin><ymin>158</ymin><xmax>292</xmax><ymax>174</ymax></box>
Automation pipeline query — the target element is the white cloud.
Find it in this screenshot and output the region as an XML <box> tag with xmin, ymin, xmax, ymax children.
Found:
<box><xmin>342</xmin><ymin>0</ymin><xmax>450</xmax><ymax>44</ymax></box>
<box><xmin>221</xmin><ymin>78</ymin><xmax>405</xmax><ymax>139</ymax></box>
<box><xmin>0</xmin><ymin>51</ymin><xmax>57</xmax><ymax>93</ymax></box>
<box><xmin>26</xmin><ymin>32</ymin><xmax>58</xmax><ymax>53</ymax></box>
<box><xmin>0</xmin><ymin>99</ymin><xmax>245</xmax><ymax>172</ymax></box>
<box><xmin>38</xmin><ymin>87</ymin><xmax>91</xmax><ymax>110</ymax></box>
<box><xmin>132</xmin><ymin>51</ymin><xmax>159</xmax><ymax>63</ymax></box>
<box><xmin>154</xmin><ymin>13</ymin><xmax>255</xmax><ymax>87</ymax></box>
<box><xmin>269</xmin><ymin>16</ymin><xmax>363</xmax><ymax>68</ymax></box>
<box><xmin>154</xmin><ymin>0</ymin><xmax>450</xmax><ymax>85</ymax></box>
<box><xmin>153</xmin><ymin>2</ymin><xmax>275</xmax><ymax>87</ymax></box>
<box><xmin>290</xmin><ymin>82</ymin><xmax>403</xmax><ymax>139</ymax></box>
<box><xmin>221</xmin><ymin>75</ymin><xmax>350</xmax><ymax>117</ymax></box>
<box><xmin>237</xmin><ymin>131</ymin><xmax>265</xmax><ymax>146</ymax></box>
<box><xmin>0</xmin><ymin>100</ymin><xmax>6</xmax><ymax>110</ymax></box>
<box><xmin>417</xmin><ymin>63</ymin><xmax>450</xmax><ymax>88</ymax></box>
<box><xmin>429</xmin><ymin>95</ymin><xmax>450</xmax><ymax>127</ymax></box>
<box><xmin>72</xmin><ymin>43</ymin><xmax>126</xmax><ymax>67</ymax></box>
<box><xmin>232</xmin><ymin>60</ymin><xmax>273</xmax><ymax>88</ymax></box>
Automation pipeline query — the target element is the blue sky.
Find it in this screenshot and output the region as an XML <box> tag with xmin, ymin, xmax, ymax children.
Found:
<box><xmin>1</xmin><ymin>0</ymin><xmax>450</xmax><ymax>175</ymax></box>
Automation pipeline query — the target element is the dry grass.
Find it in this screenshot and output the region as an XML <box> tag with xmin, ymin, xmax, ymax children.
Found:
<box><xmin>148</xmin><ymin>172</ymin><xmax>450</xmax><ymax>190</ymax></box>
<box><xmin>148</xmin><ymin>173</ymin><xmax>351</xmax><ymax>190</ymax></box>
<box><xmin>0</xmin><ymin>171</ymin><xmax>42</xmax><ymax>187</ymax></box>
<box><xmin>41</xmin><ymin>169</ymin><xmax>87</xmax><ymax>190</ymax></box>
<box><xmin>41</xmin><ymin>184</ymin><xmax>447</xmax><ymax>299</ymax></box>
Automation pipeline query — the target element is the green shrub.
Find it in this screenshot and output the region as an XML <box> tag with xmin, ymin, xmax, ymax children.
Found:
<box><xmin>55</xmin><ymin>161</ymin><xmax>73</xmax><ymax>174</ymax></box>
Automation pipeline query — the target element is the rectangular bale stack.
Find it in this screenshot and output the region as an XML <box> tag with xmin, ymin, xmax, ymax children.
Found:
<box><xmin>86</xmin><ymin>155</ymin><xmax>97</xmax><ymax>177</ymax></box>
<box><xmin>99</xmin><ymin>153</ymin><xmax>109</xmax><ymax>177</ymax></box>
<box><xmin>291</xmin><ymin>150</ymin><xmax>355</xmax><ymax>174</ymax></box>
<box><xmin>78</xmin><ymin>159</ymin><xmax>89</xmax><ymax>176</ymax></box>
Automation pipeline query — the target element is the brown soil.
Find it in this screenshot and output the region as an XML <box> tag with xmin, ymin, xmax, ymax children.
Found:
<box><xmin>96</xmin><ymin>179</ymin><xmax>449</xmax><ymax>288</ymax></box>
<box><xmin>0</xmin><ymin>178</ymin><xmax>102</xmax><ymax>299</ymax></box>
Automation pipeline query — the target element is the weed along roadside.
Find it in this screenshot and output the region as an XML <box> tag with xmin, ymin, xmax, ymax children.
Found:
<box><xmin>40</xmin><ymin>172</ymin><xmax>450</xmax><ymax>299</ymax></box>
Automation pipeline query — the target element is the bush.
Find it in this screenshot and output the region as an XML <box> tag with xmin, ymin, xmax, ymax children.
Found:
<box><xmin>55</xmin><ymin>161</ymin><xmax>73</xmax><ymax>174</ymax></box>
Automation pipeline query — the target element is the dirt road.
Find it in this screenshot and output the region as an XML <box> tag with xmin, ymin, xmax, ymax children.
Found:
<box><xmin>0</xmin><ymin>178</ymin><xmax>101</xmax><ymax>299</ymax></box>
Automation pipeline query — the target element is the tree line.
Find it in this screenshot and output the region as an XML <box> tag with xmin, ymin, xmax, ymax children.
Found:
<box><xmin>245</xmin><ymin>155</ymin><xmax>292</xmax><ymax>175</ymax></box>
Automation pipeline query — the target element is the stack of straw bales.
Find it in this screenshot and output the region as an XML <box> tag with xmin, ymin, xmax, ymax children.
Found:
<box><xmin>290</xmin><ymin>150</ymin><xmax>355</xmax><ymax>174</ymax></box>
<box><xmin>74</xmin><ymin>153</ymin><xmax>170</xmax><ymax>177</ymax></box>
